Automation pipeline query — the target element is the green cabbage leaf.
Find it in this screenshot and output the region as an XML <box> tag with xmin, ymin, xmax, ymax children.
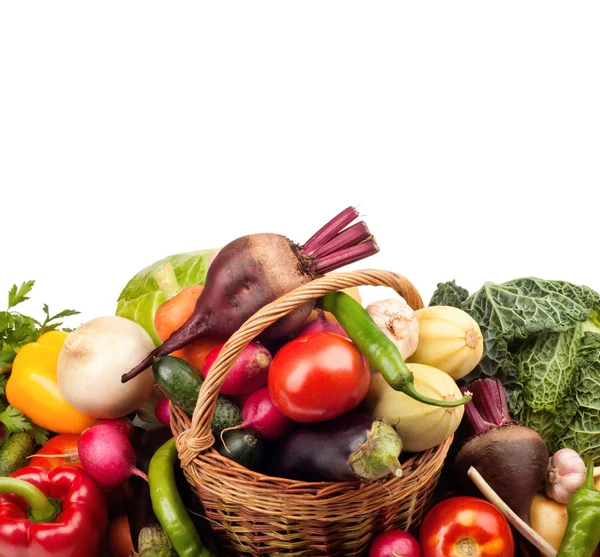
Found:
<box><xmin>116</xmin><ymin>248</ymin><xmax>215</xmax><ymax>344</ymax></box>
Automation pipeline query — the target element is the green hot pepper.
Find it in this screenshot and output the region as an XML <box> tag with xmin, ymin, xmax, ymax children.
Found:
<box><xmin>148</xmin><ymin>438</ymin><xmax>213</xmax><ymax>557</ymax></box>
<box><xmin>322</xmin><ymin>291</ymin><xmax>471</xmax><ymax>408</ymax></box>
<box><xmin>557</xmin><ymin>457</ymin><xmax>600</xmax><ymax>557</ymax></box>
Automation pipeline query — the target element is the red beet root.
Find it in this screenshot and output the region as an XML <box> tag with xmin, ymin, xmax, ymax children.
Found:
<box><xmin>122</xmin><ymin>207</ymin><xmax>378</xmax><ymax>383</ymax></box>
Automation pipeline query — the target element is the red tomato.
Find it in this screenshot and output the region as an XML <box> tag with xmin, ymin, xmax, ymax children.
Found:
<box><xmin>267</xmin><ymin>332</ymin><xmax>370</xmax><ymax>423</ymax></box>
<box><xmin>419</xmin><ymin>496</ymin><xmax>514</xmax><ymax>557</ymax></box>
<box><xmin>30</xmin><ymin>433</ymin><xmax>83</xmax><ymax>470</ymax></box>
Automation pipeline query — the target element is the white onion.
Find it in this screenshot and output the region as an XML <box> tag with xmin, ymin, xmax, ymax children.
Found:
<box><xmin>57</xmin><ymin>315</ymin><xmax>155</xmax><ymax>419</ymax></box>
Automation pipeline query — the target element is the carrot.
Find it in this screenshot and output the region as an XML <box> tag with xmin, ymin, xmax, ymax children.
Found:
<box><xmin>153</xmin><ymin>267</ymin><xmax>223</xmax><ymax>370</ymax></box>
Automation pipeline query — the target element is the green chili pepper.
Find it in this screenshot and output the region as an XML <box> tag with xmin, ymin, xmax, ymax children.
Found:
<box><xmin>148</xmin><ymin>438</ymin><xmax>213</xmax><ymax>557</ymax></box>
<box><xmin>321</xmin><ymin>291</ymin><xmax>471</xmax><ymax>408</ymax></box>
<box><xmin>557</xmin><ymin>457</ymin><xmax>600</xmax><ymax>557</ymax></box>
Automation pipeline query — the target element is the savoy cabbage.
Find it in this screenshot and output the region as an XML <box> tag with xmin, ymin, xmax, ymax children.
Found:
<box><xmin>430</xmin><ymin>278</ymin><xmax>600</xmax><ymax>460</ymax></box>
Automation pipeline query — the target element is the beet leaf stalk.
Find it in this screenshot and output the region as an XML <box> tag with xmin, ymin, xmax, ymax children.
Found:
<box><xmin>122</xmin><ymin>206</ymin><xmax>378</xmax><ymax>383</ymax></box>
<box><xmin>455</xmin><ymin>378</ymin><xmax>549</xmax><ymax>525</ymax></box>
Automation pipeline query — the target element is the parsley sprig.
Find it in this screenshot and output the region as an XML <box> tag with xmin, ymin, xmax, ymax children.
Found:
<box><xmin>0</xmin><ymin>281</ymin><xmax>79</xmax><ymax>445</ymax></box>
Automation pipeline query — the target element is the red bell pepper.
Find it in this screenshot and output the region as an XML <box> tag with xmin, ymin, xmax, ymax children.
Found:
<box><xmin>0</xmin><ymin>465</ymin><xmax>108</xmax><ymax>557</ymax></box>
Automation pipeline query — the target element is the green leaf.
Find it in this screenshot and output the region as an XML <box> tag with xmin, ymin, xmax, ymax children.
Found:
<box><xmin>31</xmin><ymin>425</ymin><xmax>50</xmax><ymax>446</ymax></box>
<box><xmin>511</xmin><ymin>325</ymin><xmax>584</xmax><ymax>414</ymax></box>
<box><xmin>0</xmin><ymin>405</ymin><xmax>32</xmax><ymax>434</ymax></box>
<box><xmin>460</xmin><ymin>278</ymin><xmax>600</xmax><ymax>380</ymax></box>
<box><xmin>429</xmin><ymin>280</ymin><xmax>470</xmax><ymax>308</ymax></box>
<box><xmin>116</xmin><ymin>248</ymin><xmax>215</xmax><ymax>344</ymax></box>
<box><xmin>8</xmin><ymin>280</ymin><xmax>35</xmax><ymax>309</ymax></box>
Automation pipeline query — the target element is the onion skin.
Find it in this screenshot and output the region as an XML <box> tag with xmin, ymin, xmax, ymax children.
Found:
<box><xmin>58</xmin><ymin>316</ymin><xmax>156</xmax><ymax>419</ymax></box>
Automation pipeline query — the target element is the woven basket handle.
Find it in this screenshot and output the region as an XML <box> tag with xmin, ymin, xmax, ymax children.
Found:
<box><xmin>178</xmin><ymin>269</ymin><xmax>424</xmax><ymax>465</ymax></box>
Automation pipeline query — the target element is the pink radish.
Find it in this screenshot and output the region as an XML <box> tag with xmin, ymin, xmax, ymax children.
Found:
<box><xmin>202</xmin><ymin>342</ymin><xmax>272</xmax><ymax>396</ymax></box>
<box><xmin>369</xmin><ymin>529</ymin><xmax>421</xmax><ymax>557</ymax></box>
<box><xmin>95</xmin><ymin>417</ymin><xmax>135</xmax><ymax>442</ymax></box>
<box><xmin>122</xmin><ymin>207</ymin><xmax>379</xmax><ymax>383</ymax></box>
<box><xmin>235</xmin><ymin>387</ymin><xmax>292</xmax><ymax>440</ymax></box>
<box><xmin>155</xmin><ymin>396</ymin><xmax>172</xmax><ymax>427</ymax></box>
<box><xmin>78</xmin><ymin>424</ymin><xmax>147</xmax><ymax>487</ymax></box>
<box><xmin>294</xmin><ymin>309</ymin><xmax>349</xmax><ymax>339</ymax></box>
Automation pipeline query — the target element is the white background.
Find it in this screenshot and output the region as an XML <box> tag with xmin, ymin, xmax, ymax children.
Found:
<box><xmin>1</xmin><ymin>2</ymin><xmax>599</xmax><ymax>327</ymax></box>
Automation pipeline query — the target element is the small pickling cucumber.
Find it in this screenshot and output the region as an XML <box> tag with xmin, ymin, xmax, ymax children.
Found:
<box><xmin>0</xmin><ymin>432</ymin><xmax>37</xmax><ymax>477</ymax></box>
<box><xmin>152</xmin><ymin>356</ymin><xmax>242</xmax><ymax>435</ymax></box>
<box><xmin>217</xmin><ymin>428</ymin><xmax>263</xmax><ymax>471</ymax></box>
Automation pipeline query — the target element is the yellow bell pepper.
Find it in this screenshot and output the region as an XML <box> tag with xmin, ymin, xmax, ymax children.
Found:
<box><xmin>6</xmin><ymin>331</ymin><xmax>98</xmax><ymax>434</ymax></box>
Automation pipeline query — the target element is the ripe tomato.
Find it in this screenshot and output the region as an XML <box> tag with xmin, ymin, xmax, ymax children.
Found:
<box><xmin>30</xmin><ymin>433</ymin><xmax>83</xmax><ymax>470</ymax></box>
<box><xmin>268</xmin><ymin>332</ymin><xmax>370</xmax><ymax>423</ymax></box>
<box><xmin>419</xmin><ymin>496</ymin><xmax>514</xmax><ymax>557</ymax></box>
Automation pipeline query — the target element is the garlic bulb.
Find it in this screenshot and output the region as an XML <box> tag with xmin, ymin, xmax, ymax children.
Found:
<box><xmin>545</xmin><ymin>448</ymin><xmax>587</xmax><ymax>504</ymax></box>
<box><xmin>365</xmin><ymin>298</ymin><xmax>419</xmax><ymax>359</ymax></box>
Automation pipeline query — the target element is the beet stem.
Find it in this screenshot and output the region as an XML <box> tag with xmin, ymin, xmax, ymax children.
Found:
<box><xmin>311</xmin><ymin>221</ymin><xmax>372</xmax><ymax>259</ymax></box>
<box><xmin>303</xmin><ymin>206</ymin><xmax>359</xmax><ymax>254</ymax></box>
<box><xmin>467</xmin><ymin>467</ymin><xmax>557</xmax><ymax>557</ymax></box>
<box><xmin>462</xmin><ymin>397</ymin><xmax>493</xmax><ymax>436</ymax></box>
<box><xmin>472</xmin><ymin>379</ymin><xmax>511</xmax><ymax>427</ymax></box>
<box><xmin>313</xmin><ymin>239</ymin><xmax>380</xmax><ymax>274</ymax></box>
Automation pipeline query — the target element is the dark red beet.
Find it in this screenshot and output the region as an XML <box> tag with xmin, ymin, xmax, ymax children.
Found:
<box><xmin>122</xmin><ymin>207</ymin><xmax>378</xmax><ymax>383</ymax></box>
<box><xmin>454</xmin><ymin>379</ymin><xmax>549</xmax><ymax>525</ymax></box>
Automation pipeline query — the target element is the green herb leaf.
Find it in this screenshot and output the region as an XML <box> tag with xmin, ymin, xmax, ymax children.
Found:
<box><xmin>8</xmin><ymin>281</ymin><xmax>36</xmax><ymax>309</ymax></box>
<box><xmin>0</xmin><ymin>405</ymin><xmax>32</xmax><ymax>434</ymax></box>
<box><xmin>31</xmin><ymin>424</ymin><xmax>50</xmax><ymax>446</ymax></box>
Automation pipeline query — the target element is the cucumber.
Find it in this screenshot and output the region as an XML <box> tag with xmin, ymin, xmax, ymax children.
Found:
<box><xmin>217</xmin><ymin>428</ymin><xmax>263</xmax><ymax>471</ymax></box>
<box><xmin>0</xmin><ymin>432</ymin><xmax>36</xmax><ymax>477</ymax></box>
<box><xmin>152</xmin><ymin>356</ymin><xmax>242</xmax><ymax>435</ymax></box>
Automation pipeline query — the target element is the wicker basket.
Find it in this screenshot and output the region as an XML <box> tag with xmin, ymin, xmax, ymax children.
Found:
<box><xmin>171</xmin><ymin>269</ymin><xmax>452</xmax><ymax>556</ymax></box>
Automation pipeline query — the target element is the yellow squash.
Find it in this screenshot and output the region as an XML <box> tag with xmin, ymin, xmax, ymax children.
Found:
<box><xmin>408</xmin><ymin>305</ymin><xmax>483</xmax><ymax>380</ymax></box>
<box><xmin>364</xmin><ymin>363</ymin><xmax>464</xmax><ymax>452</ymax></box>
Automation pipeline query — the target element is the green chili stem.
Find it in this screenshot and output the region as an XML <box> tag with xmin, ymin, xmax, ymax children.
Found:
<box><xmin>322</xmin><ymin>292</ymin><xmax>471</xmax><ymax>408</ymax></box>
<box><xmin>402</xmin><ymin>381</ymin><xmax>472</xmax><ymax>408</ymax></box>
<box><xmin>0</xmin><ymin>477</ymin><xmax>61</xmax><ymax>523</ymax></box>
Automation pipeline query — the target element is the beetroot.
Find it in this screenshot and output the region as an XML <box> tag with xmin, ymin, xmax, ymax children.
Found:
<box><xmin>122</xmin><ymin>207</ymin><xmax>378</xmax><ymax>383</ymax></box>
<box><xmin>202</xmin><ymin>342</ymin><xmax>272</xmax><ymax>396</ymax></box>
<box><xmin>454</xmin><ymin>378</ymin><xmax>549</xmax><ymax>525</ymax></box>
<box><xmin>369</xmin><ymin>529</ymin><xmax>421</xmax><ymax>557</ymax></box>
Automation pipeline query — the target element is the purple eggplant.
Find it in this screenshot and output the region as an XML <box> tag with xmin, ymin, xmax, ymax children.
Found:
<box><xmin>271</xmin><ymin>413</ymin><xmax>403</xmax><ymax>482</ymax></box>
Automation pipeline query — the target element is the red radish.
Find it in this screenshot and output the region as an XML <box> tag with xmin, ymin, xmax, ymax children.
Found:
<box><xmin>96</xmin><ymin>417</ymin><xmax>135</xmax><ymax>442</ymax></box>
<box><xmin>294</xmin><ymin>309</ymin><xmax>349</xmax><ymax>339</ymax></box>
<box><xmin>78</xmin><ymin>424</ymin><xmax>148</xmax><ymax>487</ymax></box>
<box><xmin>122</xmin><ymin>207</ymin><xmax>379</xmax><ymax>383</ymax></box>
<box><xmin>202</xmin><ymin>342</ymin><xmax>272</xmax><ymax>396</ymax></box>
<box><xmin>369</xmin><ymin>529</ymin><xmax>421</xmax><ymax>557</ymax></box>
<box><xmin>221</xmin><ymin>387</ymin><xmax>292</xmax><ymax>441</ymax></box>
<box><xmin>154</xmin><ymin>396</ymin><xmax>172</xmax><ymax>427</ymax></box>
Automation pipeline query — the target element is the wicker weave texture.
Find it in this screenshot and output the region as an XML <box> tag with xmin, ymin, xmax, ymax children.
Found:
<box><xmin>171</xmin><ymin>269</ymin><xmax>451</xmax><ymax>556</ymax></box>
